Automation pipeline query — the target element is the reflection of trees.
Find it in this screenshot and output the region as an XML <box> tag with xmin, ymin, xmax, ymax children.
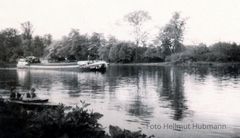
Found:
<box><xmin>17</xmin><ymin>69</ymin><xmax>31</xmax><ymax>90</ymax></box>
<box><xmin>183</xmin><ymin>66</ymin><xmax>209</xmax><ymax>82</ymax></box>
<box><xmin>76</xmin><ymin>72</ymin><xmax>106</xmax><ymax>98</ymax></box>
<box><xmin>211</xmin><ymin>65</ymin><xmax>240</xmax><ymax>78</ymax></box>
<box><xmin>17</xmin><ymin>69</ymin><xmax>56</xmax><ymax>91</ymax></box>
<box><xmin>171</xmin><ymin>67</ymin><xmax>187</xmax><ymax>120</ymax></box>
<box><xmin>128</xmin><ymin>67</ymin><xmax>154</xmax><ymax>118</ymax></box>
<box><xmin>0</xmin><ymin>70</ymin><xmax>18</xmax><ymax>90</ymax></box>
<box><xmin>160</xmin><ymin>67</ymin><xmax>187</xmax><ymax>120</ymax></box>
<box><xmin>127</xmin><ymin>96</ymin><xmax>154</xmax><ymax>119</ymax></box>
<box><xmin>127</xmin><ymin>96</ymin><xmax>154</xmax><ymax>118</ymax></box>
<box><xmin>183</xmin><ymin>65</ymin><xmax>240</xmax><ymax>86</ymax></box>
<box><xmin>106</xmin><ymin>65</ymin><xmax>154</xmax><ymax>119</ymax></box>
<box><xmin>17</xmin><ymin>69</ymin><xmax>107</xmax><ymax>98</ymax></box>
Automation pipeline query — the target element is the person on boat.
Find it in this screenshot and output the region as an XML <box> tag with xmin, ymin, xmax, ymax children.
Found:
<box><xmin>23</xmin><ymin>88</ymin><xmax>37</xmax><ymax>99</ymax></box>
<box><xmin>30</xmin><ymin>88</ymin><xmax>37</xmax><ymax>98</ymax></box>
<box><xmin>10</xmin><ymin>87</ymin><xmax>21</xmax><ymax>100</ymax></box>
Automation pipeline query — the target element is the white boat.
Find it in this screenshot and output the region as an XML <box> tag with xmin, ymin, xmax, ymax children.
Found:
<box><xmin>77</xmin><ymin>60</ymin><xmax>108</xmax><ymax>71</ymax></box>
<box><xmin>17</xmin><ymin>58</ymin><xmax>30</xmax><ymax>68</ymax></box>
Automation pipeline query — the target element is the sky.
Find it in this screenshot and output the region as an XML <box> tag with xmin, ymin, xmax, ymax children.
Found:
<box><xmin>0</xmin><ymin>0</ymin><xmax>240</xmax><ymax>45</ymax></box>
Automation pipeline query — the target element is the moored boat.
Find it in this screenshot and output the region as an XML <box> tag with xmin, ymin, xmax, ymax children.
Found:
<box><xmin>77</xmin><ymin>60</ymin><xmax>108</xmax><ymax>72</ymax></box>
<box><xmin>17</xmin><ymin>58</ymin><xmax>79</xmax><ymax>70</ymax></box>
<box><xmin>17</xmin><ymin>58</ymin><xmax>108</xmax><ymax>72</ymax></box>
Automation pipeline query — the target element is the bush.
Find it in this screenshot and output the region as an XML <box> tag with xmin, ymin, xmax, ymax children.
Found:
<box><xmin>0</xmin><ymin>101</ymin><xmax>105</xmax><ymax>138</ymax></box>
<box><xmin>109</xmin><ymin>125</ymin><xmax>154</xmax><ymax>138</ymax></box>
<box><xmin>166</xmin><ymin>42</ymin><xmax>240</xmax><ymax>63</ymax></box>
<box><xmin>0</xmin><ymin>99</ymin><xmax>152</xmax><ymax>138</ymax></box>
<box><xmin>165</xmin><ymin>51</ymin><xmax>194</xmax><ymax>63</ymax></box>
<box><xmin>143</xmin><ymin>47</ymin><xmax>163</xmax><ymax>62</ymax></box>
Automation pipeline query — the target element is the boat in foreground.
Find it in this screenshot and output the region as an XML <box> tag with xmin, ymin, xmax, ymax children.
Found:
<box><xmin>5</xmin><ymin>99</ymin><xmax>58</xmax><ymax>109</ymax></box>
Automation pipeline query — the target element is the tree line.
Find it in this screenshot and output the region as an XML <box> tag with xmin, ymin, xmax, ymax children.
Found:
<box><xmin>166</xmin><ymin>42</ymin><xmax>240</xmax><ymax>63</ymax></box>
<box><xmin>0</xmin><ymin>21</ymin><xmax>52</xmax><ymax>63</ymax></box>
<box><xmin>1</xmin><ymin>11</ymin><xmax>240</xmax><ymax>64</ymax></box>
<box><xmin>0</xmin><ymin>11</ymin><xmax>185</xmax><ymax>63</ymax></box>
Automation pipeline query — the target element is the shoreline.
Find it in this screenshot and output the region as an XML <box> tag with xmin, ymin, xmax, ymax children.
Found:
<box><xmin>1</xmin><ymin>61</ymin><xmax>240</xmax><ymax>68</ymax></box>
<box><xmin>110</xmin><ymin>61</ymin><xmax>240</xmax><ymax>67</ymax></box>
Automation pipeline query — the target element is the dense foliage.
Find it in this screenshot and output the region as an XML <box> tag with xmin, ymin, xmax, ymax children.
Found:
<box><xmin>46</xmin><ymin>31</ymin><xmax>165</xmax><ymax>63</ymax></box>
<box><xmin>0</xmin><ymin>99</ymin><xmax>151</xmax><ymax>138</ymax></box>
<box><xmin>1</xmin><ymin>13</ymin><xmax>240</xmax><ymax>64</ymax></box>
<box><xmin>0</xmin><ymin>12</ymin><xmax>185</xmax><ymax>64</ymax></box>
<box><xmin>0</xmin><ymin>21</ymin><xmax>52</xmax><ymax>63</ymax></box>
<box><xmin>166</xmin><ymin>42</ymin><xmax>240</xmax><ymax>63</ymax></box>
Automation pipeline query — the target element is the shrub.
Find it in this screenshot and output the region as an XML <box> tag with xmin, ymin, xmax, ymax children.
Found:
<box><xmin>166</xmin><ymin>42</ymin><xmax>240</xmax><ymax>63</ymax></box>
<box><xmin>0</xmin><ymin>99</ymin><xmax>152</xmax><ymax>138</ymax></box>
<box><xmin>143</xmin><ymin>47</ymin><xmax>163</xmax><ymax>62</ymax></box>
<box><xmin>0</xmin><ymin>101</ymin><xmax>105</xmax><ymax>138</ymax></box>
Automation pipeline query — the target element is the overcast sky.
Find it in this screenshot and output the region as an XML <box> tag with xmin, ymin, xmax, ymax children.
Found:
<box><xmin>0</xmin><ymin>0</ymin><xmax>240</xmax><ymax>45</ymax></box>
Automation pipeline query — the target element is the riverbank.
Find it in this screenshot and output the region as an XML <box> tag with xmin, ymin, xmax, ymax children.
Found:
<box><xmin>0</xmin><ymin>62</ymin><xmax>16</xmax><ymax>68</ymax></box>
<box><xmin>110</xmin><ymin>61</ymin><xmax>240</xmax><ymax>67</ymax></box>
<box><xmin>2</xmin><ymin>61</ymin><xmax>240</xmax><ymax>69</ymax></box>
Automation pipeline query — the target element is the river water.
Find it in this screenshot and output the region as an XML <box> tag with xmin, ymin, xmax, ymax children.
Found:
<box><xmin>0</xmin><ymin>65</ymin><xmax>240</xmax><ymax>138</ymax></box>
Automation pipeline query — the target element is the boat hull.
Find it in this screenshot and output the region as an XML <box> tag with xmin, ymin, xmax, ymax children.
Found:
<box><xmin>21</xmin><ymin>99</ymin><xmax>49</xmax><ymax>103</ymax></box>
<box><xmin>79</xmin><ymin>64</ymin><xmax>107</xmax><ymax>72</ymax></box>
<box><xmin>6</xmin><ymin>99</ymin><xmax>58</xmax><ymax>110</ymax></box>
<box><xmin>78</xmin><ymin>60</ymin><xmax>108</xmax><ymax>72</ymax></box>
<box><xmin>17</xmin><ymin>61</ymin><xmax>108</xmax><ymax>72</ymax></box>
<box><xmin>18</xmin><ymin>62</ymin><xmax>79</xmax><ymax>70</ymax></box>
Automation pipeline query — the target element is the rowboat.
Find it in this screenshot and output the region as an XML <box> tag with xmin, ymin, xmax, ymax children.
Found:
<box><xmin>5</xmin><ymin>99</ymin><xmax>58</xmax><ymax>109</ymax></box>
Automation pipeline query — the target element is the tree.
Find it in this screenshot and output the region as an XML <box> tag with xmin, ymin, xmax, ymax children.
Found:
<box><xmin>43</xmin><ymin>34</ymin><xmax>52</xmax><ymax>47</ymax></box>
<box><xmin>97</xmin><ymin>37</ymin><xmax>115</xmax><ymax>61</ymax></box>
<box><xmin>0</xmin><ymin>28</ymin><xmax>22</xmax><ymax>62</ymax></box>
<box><xmin>21</xmin><ymin>21</ymin><xmax>34</xmax><ymax>40</ymax></box>
<box><xmin>32</xmin><ymin>36</ymin><xmax>45</xmax><ymax>57</ymax></box>
<box><xmin>124</xmin><ymin>10</ymin><xmax>151</xmax><ymax>47</ymax></box>
<box><xmin>109</xmin><ymin>44</ymin><xmax>121</xmax><ymax>62</ymax></box>
<box><xmin>156</xmin><ymin>12</ymin><xmax>186</xmax><ymax>54</ymax></box>
<box><xmin>88</xmin><ymin>33</ymin><xmax>105</xmax><ymax>59</ymax></box>
<box><xmin>20</xmin><ymin>21</ymin><xmax>34</xmax><ymax>56</ymax></box>
<box><xmin>58</xmin><ymin>29</ymin><xmax>89</xmax><ymax>60</ymax></box>
<box><xmin>118</xmin><ymin>42</ymin><xmax>134</xmax><ymax>63</ymax></box>
<box><xmin>144</xmin><ymin>46</ymin><xmax>163</xmax><ymax>62</ymax></box>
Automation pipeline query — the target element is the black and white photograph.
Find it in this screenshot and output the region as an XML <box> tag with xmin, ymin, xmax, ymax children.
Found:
<box><xmin>0</xmin><ymin>0</ymin><xmax>240</xmax><ymax>137</ymax></box>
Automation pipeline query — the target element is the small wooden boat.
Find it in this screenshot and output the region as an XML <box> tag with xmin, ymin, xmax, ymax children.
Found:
<box><xmin>21</xmin><ymin>97</ymin><xmax>49</xmax><ymax>103</ymax></box>
<box><xmin>6</xmin><ymin>99</ymin><xmax>58</xmax><ymax>109</ymax></box>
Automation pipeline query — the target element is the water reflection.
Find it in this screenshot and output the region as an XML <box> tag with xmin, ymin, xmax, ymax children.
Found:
<box><xmin>0</xmin><ymin>70</ymin><xmax>18</xmax><ymax>90</ymax></box>
<box><xmin>106</xmin><ymin>66</ymin><xmax>156</xmax><ymax>119</ymax></box>
<box><xmin>105</xmin><ymin>66</ymin><xmax>188</xmax><ymax>121</ymax></box>
<box><xmin>13</xmin><ymin>65</ymin><xmax>240</xmax><ymax>122</ymax></box>
<box><xmin>159</xmin><ymin>67</ymin><xmax>187</xmax><ymax>120</ymax></box>
<box><xmin>1</xmin><ymin>65</ymin><xmax>240</xmax><ymax>137</ymax></box>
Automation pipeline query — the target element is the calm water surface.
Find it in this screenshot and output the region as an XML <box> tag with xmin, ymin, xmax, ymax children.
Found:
<box><xmin>0</xmin><ymin>65</ymin><xmax>240</xmax><ymax>138</ymax></box>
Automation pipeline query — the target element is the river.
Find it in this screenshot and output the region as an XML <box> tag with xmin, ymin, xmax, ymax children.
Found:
<box><xmin>0</xmin><ymin>65</ymin><xmax>240</xmax><ymax>138</ymax></box>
